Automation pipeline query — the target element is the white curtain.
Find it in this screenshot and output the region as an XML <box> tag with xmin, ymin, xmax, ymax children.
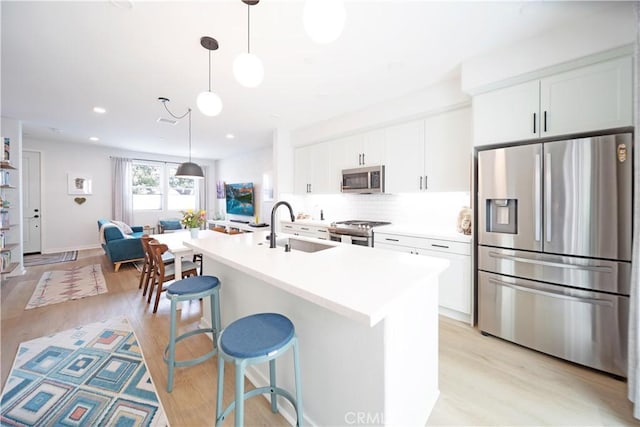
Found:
<box><xmin>628</xmin><ymin>2</ymin><xmax>640</xmax><ymax>419</ymax></box>
<box><xmin>197</xmin><ymin>165</ymin><xmax>208</xmax><ymax>229</ymax></box>
<box><xmin>111</xmin><ymin>157</ymin><xmax>133</xmax><ymax>224</ymax></box>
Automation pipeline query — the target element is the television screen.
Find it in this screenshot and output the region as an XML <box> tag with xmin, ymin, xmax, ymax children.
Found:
<box><xmin>225</xmin><ymin>182</ymin><xmax>255</xmax><ymax>216</ymax></box>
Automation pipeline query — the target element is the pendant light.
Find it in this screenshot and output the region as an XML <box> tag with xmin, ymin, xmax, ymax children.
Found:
<box><xmin>303</xmin><ymin>0</ymin><xmax>346</xmax><ymax>44</ymax></box>
<box><xmin>233</xmin><ymin>0</ymin><xmax>264</xmax><ymax>88</ymax></box>
<box><xmin>197</xmin><ymin>37</ymin><xmax>223</xmax><ymax>117</ymax></box>
<box><xmin>159</xmin><ymin>97</ymin><xmax>204</xmax><ymax>179</ymax></box>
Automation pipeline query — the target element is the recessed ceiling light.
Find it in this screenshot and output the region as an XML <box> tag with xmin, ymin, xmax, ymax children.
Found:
<box><xmin>89</xmin><ymin>136</ymin><xmax>99</xmax><ymax>142</ymax></box>
<box><xmin>225</xmin><ymin>133</ymin><xmax>235</xmax><ymax>139</ymax></box>
<box><xmin>93</xmin><ymin>106</ymin><xmax>107</xmax><ymax>114</ymax></box>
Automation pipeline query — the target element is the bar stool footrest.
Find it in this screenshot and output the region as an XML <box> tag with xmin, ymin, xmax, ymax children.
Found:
<box><xmin>217</xmin><ymin>386</ymin><xmax>298</xmax><ymax>424</ymax></box>
<box><xmin>163</xmin><ymin>327</ymin><xmax>218</xmax><ymax>368</ymax></box>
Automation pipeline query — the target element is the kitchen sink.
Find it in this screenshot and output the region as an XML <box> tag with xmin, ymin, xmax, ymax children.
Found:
<box><xmin>261</xmin><ymin>237</ymin><xmax>336</xmax><ymax>253</ymax></box>
<box><xmin>286</xmin><ymin>238</ymin><xmax>335</xmax><ymax>253</ymax></box>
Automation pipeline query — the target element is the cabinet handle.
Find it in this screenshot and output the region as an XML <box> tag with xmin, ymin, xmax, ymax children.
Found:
<box><xmin>385</xmin><ymin>238</ymin><xmax>400</xmax><ymax>242</ymax></box>
<box><xmin>431</xmin><ymin>244</ymin><xmax>449</xmax><ymax>249</ymax></box>
<box><xmin>419</xmin><ymin>176</ymin><xmax>423</xmax><ymax>190</ymax></box>
<box><xmin>425</xmin><ymin>175</ymin><xmax>428</xmax><ymax>190</ymax></box>
<box><xmin>543</xmin><ymin>111</ymin><xmax>547</xmax><ymax>132</ymax></box>
<box><xmin>301</xmin><ymin>227</ymin><xmax>310</xmax><ymax>231</ymax></box>
<box><xmin>309</xmin><ymin>183</ymin><xmax>312</xmax><ymax>193</ymax></box>
<box><xmin>362</xmin><ymin>153</ymin><xmax>365</xmax><ymax>165</ymax></box>
<box><xmin>33</xmin><ymin>215</ymin><xmax>40</xmax><ymax>218</ymax></box>
<box><xmin>358</xmin><ymin>154</ymin><xmax>362</xmax><ymax>165</ymax></box>
<box><xmin>533</xmin><ymin>112</ymin><xmax>536</xmax><ymax>134</ymax></box>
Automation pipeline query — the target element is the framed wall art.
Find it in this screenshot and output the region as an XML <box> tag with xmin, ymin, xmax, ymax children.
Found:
<box><xmin>67</xmin><ymin>173</ymin><xmax>92</xmax><ymax>195</ymax></box>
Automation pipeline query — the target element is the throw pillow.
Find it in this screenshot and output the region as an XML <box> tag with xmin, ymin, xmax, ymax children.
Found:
<box><xmin>159</xmin><ymin>220</ymin><xmax>182</xmax><ymax>231</ymax></box>
<box><xmin>111</xmin><ymin>220</ymin><xmax>133</xmax><ymax>235</ymax></box>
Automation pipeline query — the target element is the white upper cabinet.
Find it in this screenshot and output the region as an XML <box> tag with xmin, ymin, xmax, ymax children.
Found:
<box><xmin>384</xmin><ymin>119</ymin><xmax>425</xmax><ymax>193</ymax></box>
<box><xmin>425</xmin><ymin>107</ymin><xmax>472</xmax><ymax>192</ymax></box>
<box><xmin>385</xmin><ymin>107</ymin><xmax>472</xmax><ymax>193</ymax></box>
<box><xmin>473</xmin><ymin>56</ymin><xmax>633</xmax><ymax>147</ymax></box>
<box><xmin>540</xmin><ymin>56</ymin><xmax>633</xmax><ymax>137</ymax></box>
<box><xmin>294</xmin><ymin>145</ymin><xmax>312</xmax><ymax>194</ymax></box>
<box><xmin>294</xmin><ymin>142</ymin><xmax>337</xmax><ymax>194</ymax></box>
<box><xmin>473</xmin><ymin>80</ymin><xmax>540</xmax><ymax>146</ymax></box>
<box><xmin>339</xmin><ymin>129</ymin><xmax>385</xmax><ymax>169</ymax></box>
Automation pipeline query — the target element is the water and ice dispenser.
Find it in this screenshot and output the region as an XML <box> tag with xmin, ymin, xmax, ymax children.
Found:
<box><xmin>485</xmin><ymin>199</ymin><xmax>517</xmax><ymax>234</ymax></box>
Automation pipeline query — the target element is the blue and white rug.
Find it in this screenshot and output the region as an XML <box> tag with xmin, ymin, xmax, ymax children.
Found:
<box><xmin>0</xmin><ymin>317</ymin><xmax>168</xmax><ymax>426</ymax></box>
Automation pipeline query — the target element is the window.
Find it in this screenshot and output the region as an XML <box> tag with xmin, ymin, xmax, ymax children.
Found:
<box><xmin>132</xmin><ymin>162</ymin><xmax>162</xmax><ymax>210</ymax></box>
<box><xmin>132</xmin><ymin>161</ymin><xmax>198</xmax><ymax>211</ymax></box>
<box><xmin>168</xmin><ymin>165</ymin><xmax>196</xmax><ymax>210</ymax></box>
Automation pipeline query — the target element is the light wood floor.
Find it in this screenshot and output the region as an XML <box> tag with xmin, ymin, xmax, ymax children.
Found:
<box><xmin>1</xmin><ymin>249</ymin><xmax>638</xmax><ymax>426</ymax></box>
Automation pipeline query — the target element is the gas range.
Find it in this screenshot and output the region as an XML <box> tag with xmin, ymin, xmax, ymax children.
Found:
<box><xmin>327</xmin><ymin>220</ymin><xmax>391</xmax><ymax>238</ymax></box>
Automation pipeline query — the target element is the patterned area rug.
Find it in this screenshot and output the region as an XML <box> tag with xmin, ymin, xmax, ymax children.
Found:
<box><xmin>0</xmin><ymin>317</ymin><xmax>168</xmax><ymax>426</ymax></box>
<box><xmin>23</xmin><ymin>251</ymin><xmax>78</xmax><ymax>267</ymax></box>
<box><xmin>26</xmin><ymin>264</ymin><xmax>107</xmax><ymax>310</ymax></box>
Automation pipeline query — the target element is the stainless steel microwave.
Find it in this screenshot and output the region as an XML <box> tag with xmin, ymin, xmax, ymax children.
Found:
<box><xmin>341</xmin><ymin>165</ymin><xmax>385</xmax><ymax>194</ymax></box>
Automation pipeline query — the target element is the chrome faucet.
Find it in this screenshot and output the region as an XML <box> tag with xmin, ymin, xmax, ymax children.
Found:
<box><xmin>270</xmin><ymin>201</ymin><xmax>295</xmax><ymax>248</ymax></box>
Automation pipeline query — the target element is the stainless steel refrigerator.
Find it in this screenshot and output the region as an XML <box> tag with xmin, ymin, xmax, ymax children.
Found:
<box><xmin>477</xmin><ymin>132</ymin><xmax>633</xmax><ymax>377</ymax></box>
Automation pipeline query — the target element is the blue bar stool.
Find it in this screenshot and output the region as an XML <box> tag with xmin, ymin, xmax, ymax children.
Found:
<box><xmin>215</xmin><ymin>313</ymin><xmax>303</xmax><ymax>427</ymax></box>
<box><xmin>163</xmin><ymin>275</ymin><xmax>222</xmax><ymax>393</ymax></box>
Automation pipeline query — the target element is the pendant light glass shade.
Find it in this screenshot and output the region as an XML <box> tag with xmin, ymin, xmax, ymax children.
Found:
<box><xmin>197</xmin><ymin>90</ymin><xmax>223</xmax><ymax>117</ymax></box>
<box><xmin>197</xmin><ymin>36</ymin><xmax>223</xmax><ymax>117</ymax></box>
<box><xmin>303</xmin><ymin>0</ymin><xmax>346</xmax><ymax>44</ymax></box>
<box><xmin>175</xmin><ymin>161</ymin><xmax>204</xmax><ymax>179</ymax></box>
<box><xmin>233</xmin><ymin>53</ymin><xmax>264</xmax><ymax>88</ymax></box>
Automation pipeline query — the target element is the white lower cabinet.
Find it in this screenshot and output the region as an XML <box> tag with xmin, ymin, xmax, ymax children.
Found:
<box><xmin>281</xmin><ymin>222</ymin><xmax>329</xmax><ymax>240</ymax></box>
<box><xmin>375</xmin><ymin>232</ymin><xmax>472</xmax><ymax>323</ymax></box>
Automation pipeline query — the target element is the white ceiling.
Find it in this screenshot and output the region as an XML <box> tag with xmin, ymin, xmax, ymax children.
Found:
<box><xmin>1</xmin><ymin>1</ymin><xmax>622</xmax><ymax>160</ymax></box>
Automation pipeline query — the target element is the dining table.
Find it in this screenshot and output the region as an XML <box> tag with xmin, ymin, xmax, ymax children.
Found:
<box><xmin>150</xmin><ymin>229</ymin><xmax>213</xmax><ymax>307</ymax></box>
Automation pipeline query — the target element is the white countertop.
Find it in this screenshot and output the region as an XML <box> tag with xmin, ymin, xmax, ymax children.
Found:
<box><xmin>374</xmin><ymin>224</ymin><xmax>472</xmax><ymax>243</ymax></box>
<box><xmin>184</xmin><ymin>230</ymin><xmax>448</xmax><ymax>327</ymax></box>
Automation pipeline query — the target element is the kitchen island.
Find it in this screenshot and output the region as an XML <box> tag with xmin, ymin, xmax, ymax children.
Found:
<box><xmin>184</xmin><ymin>229</ymin><xmax>448</xmax><ymax>426</ymax></box>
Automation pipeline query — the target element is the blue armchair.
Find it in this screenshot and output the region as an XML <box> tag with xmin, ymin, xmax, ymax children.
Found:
<box><xmin>97</xmin><ymin>219</ymin><xmax>145</xmax><ymax>271</ymax></box>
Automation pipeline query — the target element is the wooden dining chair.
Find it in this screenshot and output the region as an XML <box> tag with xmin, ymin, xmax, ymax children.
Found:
<box><xmin>147</xmin><ymin>241</ymin><xmax>199</xmax><ymax>313</ymax></box>
<box><xmin>139</xmin><ymin>235</ymin><xmax>174</xmax><ymax>297</ymax></box>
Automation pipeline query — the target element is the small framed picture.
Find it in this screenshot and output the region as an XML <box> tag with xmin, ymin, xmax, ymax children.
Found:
<box><xmin>67</xmin><ymin>173</ymin><xmax>92</xmax><ymax>195</ymax></box>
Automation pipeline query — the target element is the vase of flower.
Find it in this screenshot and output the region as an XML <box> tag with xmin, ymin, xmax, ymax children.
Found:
<box><xmin>181</xmin><ymin>209</ymin><xmax>206</xmax><ymax>239</ymax></box>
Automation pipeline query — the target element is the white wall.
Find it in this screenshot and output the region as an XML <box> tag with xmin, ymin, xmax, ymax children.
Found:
<box><xmin>23</xmin><ymin>138</ymin><xmax>215</xmax><ymax>253</ymax></box>
<box><xmin>291</xmin><ymin>75</ymin><xmax>470</xmax><ymax>146</ymax></box>
<box><xmin>214</xmin><ymin>145</ymin><xmax>273</xmax><ymax>223</ymax></box>
<box><xmin>461</xmin><ymin>3</ymin><xmax>636</xmax><ymax>93</ymax></box>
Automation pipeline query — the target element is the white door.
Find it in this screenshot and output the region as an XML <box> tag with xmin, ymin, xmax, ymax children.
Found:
<box><xmin>22</xmin><ymin>151</ymin><xmax>41</xmax><ymax>254</ymax></box>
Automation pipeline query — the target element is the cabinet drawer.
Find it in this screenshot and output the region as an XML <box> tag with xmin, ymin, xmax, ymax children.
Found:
<box><xmin>375</xmin><ymin>233</ymin><xmax>470</xmax><ymax>255</ymax></box>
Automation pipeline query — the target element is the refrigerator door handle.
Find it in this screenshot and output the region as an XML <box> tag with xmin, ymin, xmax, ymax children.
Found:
<box><xmin>488</xmin><ymin>251</ymin><xmax>613</xmax><ymax>273</ymax></box>
<box><xmin>545</xmin><ymin>152</ymin><xmax>552</xmax><ymax>242</ymax></box>
<box><xmin>488</xmin><ymin>278</ymin><xmax>613</xmax><ymax>307</ymax></box>
<box><xmin>535</xmin><ymin>153</ymin><xmax>541</xmax><ymax>241</ymax></box>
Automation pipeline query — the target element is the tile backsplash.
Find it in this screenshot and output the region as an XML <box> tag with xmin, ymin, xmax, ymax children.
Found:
<box><xmin>282</xmin><ymin>191</ymin><xmax>471</xmax><ymax>233</ymax></box>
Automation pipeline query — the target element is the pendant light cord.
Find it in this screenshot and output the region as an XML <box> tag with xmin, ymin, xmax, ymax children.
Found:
<box><xmin>159</xmin><ymin>99</ymin><xmax>193</xmax><ymax>162</ymax></box>
<box><xmin>247</xmin><ymin>3</ymin><xmax>251</xmax><ymax>53</ymax></box>
<box><xmin>208</xmin><ymin>49</ymin><xmax>212</xmax><ymax>91</ymax></box>
<box><xmin>188</xmin><ymin>108</ymin><xmax>192</xmax><ymax>162</ymax></box>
